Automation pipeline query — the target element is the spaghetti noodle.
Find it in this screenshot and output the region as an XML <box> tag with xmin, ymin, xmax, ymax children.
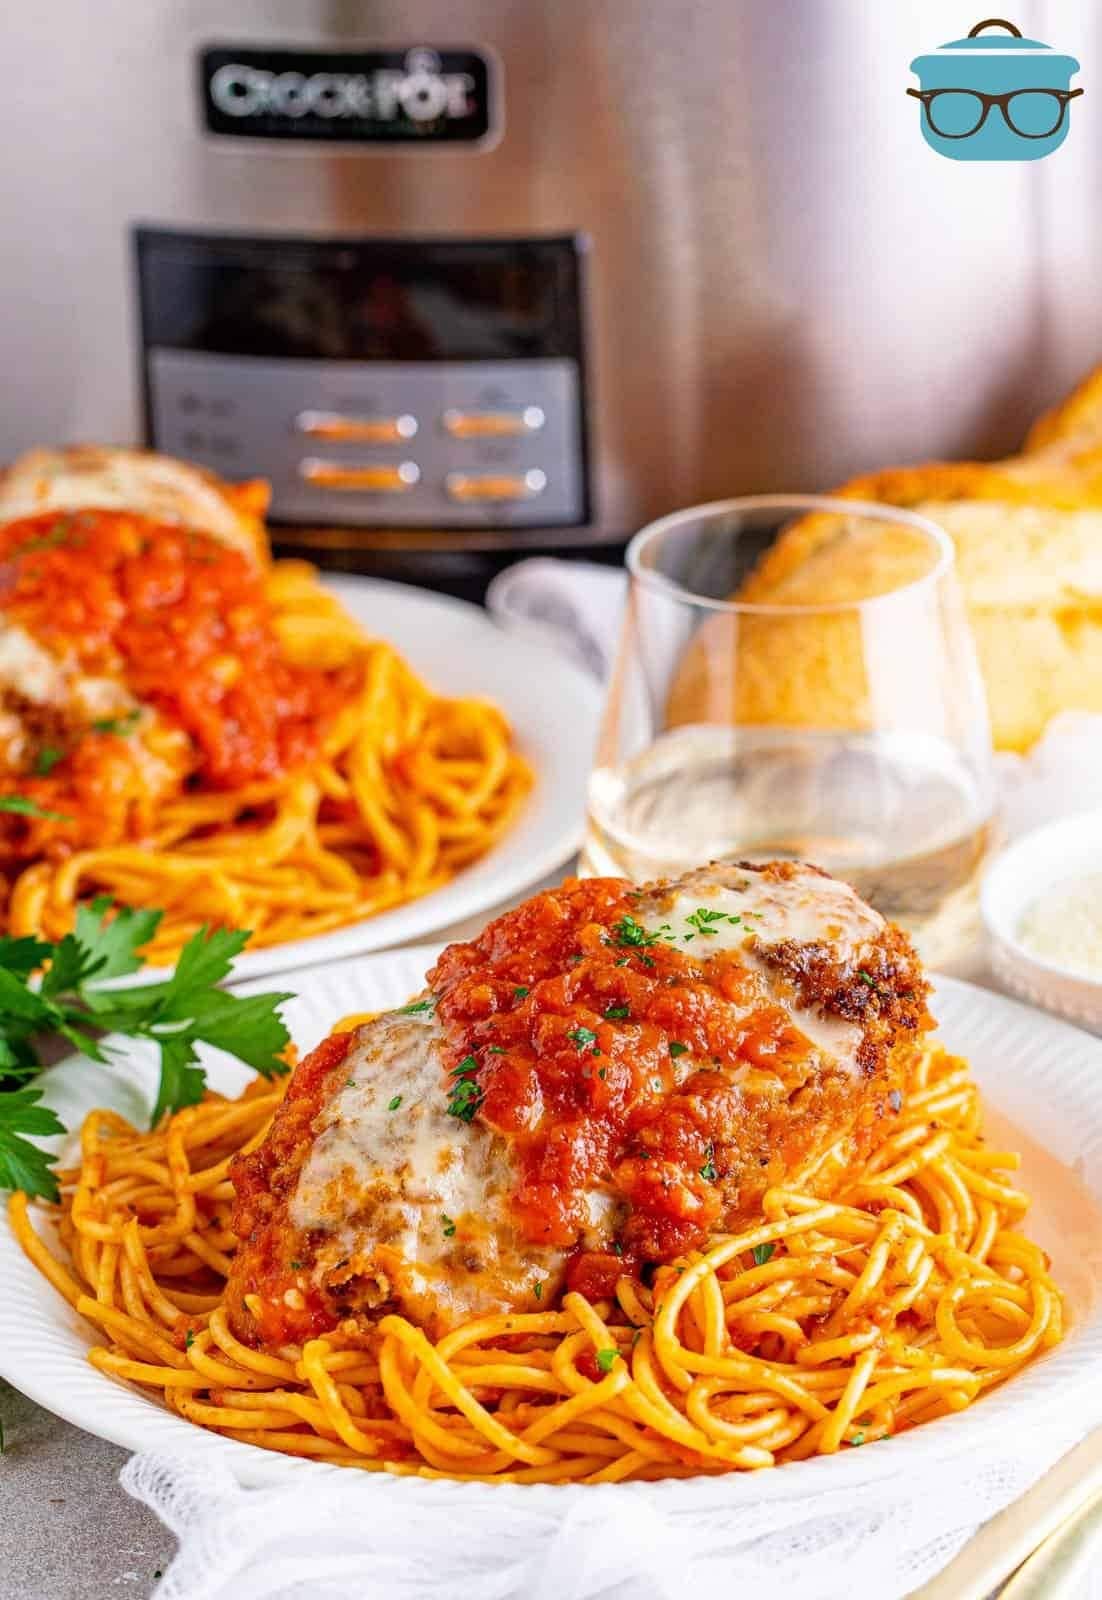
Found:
<box><xmin>0</xmin><ymin>515</ymin><xmax>530</xmax><ymax>963</ymax></box>
<box><xmin>9</xmin><ymin>1037</ymin><xmax>1063</xmax><ymax>1481</ymax></box>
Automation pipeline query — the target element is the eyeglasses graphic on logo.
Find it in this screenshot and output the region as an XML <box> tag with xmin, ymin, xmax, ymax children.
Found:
<box><xmin>909</xmin><ymin>18</ymin><xmax>1082</xmax><ymax>160</ymax></box>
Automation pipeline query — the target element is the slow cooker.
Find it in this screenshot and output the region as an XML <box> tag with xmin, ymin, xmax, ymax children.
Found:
<box><xmin>1</xmin><ymin>1</ymin><xmax>1100</xmax><ymax>591</ymax></box>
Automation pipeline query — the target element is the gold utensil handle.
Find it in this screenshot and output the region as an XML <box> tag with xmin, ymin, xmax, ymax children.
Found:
<box><xmin>1000</xmin><ymin>1487</ymin><xmax>1102</xmax><ymax>1600</ymax></box>
<box><xmin>908</xmin><ymin>1428</ymin><xmax>1102</xmax><ymax>1600</ymax></box>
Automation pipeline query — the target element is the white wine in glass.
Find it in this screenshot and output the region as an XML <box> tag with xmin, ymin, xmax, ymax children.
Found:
<box><xmin>581</xmin><ymin>497</ymin><xmax>995</xmax><ymax>969</ymax></box>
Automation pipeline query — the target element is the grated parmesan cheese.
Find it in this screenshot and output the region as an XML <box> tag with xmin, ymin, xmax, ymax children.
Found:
<box><xmin>1017</xmin><ymin>875</ymin><xmax>1102</xmax><ymax>978</ymax></box>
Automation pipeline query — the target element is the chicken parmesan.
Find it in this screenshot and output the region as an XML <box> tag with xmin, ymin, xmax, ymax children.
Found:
<box><xmin>13</xmin><ymin>859</ymin><xmax>1064</xmax><ymax>1481</ymax></box>
<box><xmin>0</xmin><ymin>446</ymin><xmax>530</xmax><ymax>961</ymax></box>
<box><xmin>227</xmin><ymin>863</ymin><xmax>929</xmax><ymax>1348</ymax></box>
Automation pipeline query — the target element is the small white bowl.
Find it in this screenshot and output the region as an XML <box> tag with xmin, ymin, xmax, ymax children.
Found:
<box><xmin>981</xmin><ymin>809</ymin><xmax>1102</xmax><ymax>1034</ymax></box>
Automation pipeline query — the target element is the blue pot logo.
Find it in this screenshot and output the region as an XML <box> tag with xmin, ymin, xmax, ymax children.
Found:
<box><xmin>909</xmin><ymin>17</ymin><xmax>1082</xmax><ymax>161</ymax></box>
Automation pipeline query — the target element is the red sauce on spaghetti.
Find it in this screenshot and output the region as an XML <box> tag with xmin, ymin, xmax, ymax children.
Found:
<box><xmin>0</xmin><ymin>510</ymin><xmax>352</xmax><ymax>792</ymax></box>
<box><xmin>429</xmin><ymin>878</ymin><xmax>811</xmax><ymax>1281</ymax></box>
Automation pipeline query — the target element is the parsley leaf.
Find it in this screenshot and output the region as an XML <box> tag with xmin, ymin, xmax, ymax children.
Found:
<box><xmin>684</xmin><ymin>906</ymin><xmax>741</xmax><ymax>937</ymax></box>
<box><xmin>74</xmin><ymin>900</ymin><xmax>161</xmax><ymax>982</ymax></box>
<box><xmin>0</xmin><ymin>937</ymin><xmax>53</xmax><ymax>981</ymax></box>
<box><xmin>0</xmin><ymin>796</ymin><xmax>71</xmax><ymax>822</ymax></box>
<box><xmin>446</xmin><ymin>1074</ymin><xmax>483</xmax><ymax>1123</ymax></box>
<box><xmin>512</xmin><ymin>986</ymin><xmax>529</xmax><ymax>1000</ymax></box>
<box><xmin>441</xmin><ymin>1214</ymin><xmax>456</xmax><ymax>1237</ymax></box>
<box><xmin>0</xmin><ymin>1089</ymin><xmax>66</xmax><ymax>1201</ymax></box>
<box><xmin>603</xmin><ymin>1005</ymin><xmax>630</xmax><ymax>1020</ymax></box>
<box><xmin>567</xmin><ymin>1026</ymin><xmax>599</xmax><ymax>1053</ymax></box>
<box><xmin>399</xmin><ymin>996</ymin><xmax>436</xmax><ymax>1016</ymax></box>
<box><xmin>33</xmin><ymin>747</ymin><xmax>64</xmax><ymax>777</ymax></box>
<box><xmin>387</xmin><ymin>1094</ymin><xmax>402</xmax><ymax>1111</ymax></box>
<box><xmin>149</xmin><ymin>1035</ymin><xmax>206</xmax><ymax>1127</ymax></box>
<box><xmin>595</xmin><ymin>1347</ymin><xmax>618</xmax><ymax>1374</ymax></box>
<box><xmin>0</xmin><ymin>904</ymin><xmax>292</xmax><ymax>1197</ymax></box>
<box><xmin>91</xmin><ymin>708</ymin><xmax>142</xmax><ymax>738</ymax></box>
<box><xmin>609</xmin><ymin>915</ymin><xmax>665</xmax><ymax>950</ymax></box>
<box><xmin>699</xmin><ymin>1142</ymin><xmax>717</xmax><ymax>1182</ymax></box>
<box><xmin>668</xmin><ymin>1041</ymin><xmax>689</xmax><ymax>1059</ymax></box>
<box><xmin>752</xmin><ymin>1242</ymin><xmax>776</xmax><ymax>1266</ymax></box>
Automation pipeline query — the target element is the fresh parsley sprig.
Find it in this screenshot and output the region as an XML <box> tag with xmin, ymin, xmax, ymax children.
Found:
<box><xmin>0</xmin><ymin>899</ymin><xmax>292</xmax><ymax>1202</ymax></box>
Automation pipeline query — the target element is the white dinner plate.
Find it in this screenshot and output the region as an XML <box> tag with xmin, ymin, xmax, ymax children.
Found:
<box><xmin>149</xmin><ymin>573</ymin><xmax>602</xmax><ymax>986</ymax></box>
<box><xmin>3</xmin><ymin>951</ymin><xmax>1102</xmax><ymax>1508</ymax></box>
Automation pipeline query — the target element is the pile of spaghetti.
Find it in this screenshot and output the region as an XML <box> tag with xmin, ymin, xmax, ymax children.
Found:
<box><xmin>0</xmin><ymin>510</ymin><xmax>530</xmax><ymax>963</ymax></box>
<box><xmin>10</xmin><ymin>1037</ymin><xmax>1063</xmax><ymax>1482</ymax></box>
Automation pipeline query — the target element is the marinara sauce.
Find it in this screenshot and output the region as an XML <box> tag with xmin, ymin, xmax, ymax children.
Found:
<box><xmin>0</xmin><ymin>509</ymin><xmax>354</xmax><ymax>792</ymax></box>
<box><xmin>428</xmin><ymin>877</ymin><xmax>816</xmax><ymax>1295</ymax></box>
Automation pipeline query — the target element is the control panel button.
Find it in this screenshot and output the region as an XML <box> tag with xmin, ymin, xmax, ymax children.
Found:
<box><xmin>445</xmin><ymin>468</ymin><xmax>547</xmax><ymax>502</ymax></box>
<box><xmin>442</xmin><ymin>405</ymin><xmax>545</xmax><ymax>439</ymax></box>
<box><xmin>299</xmin><ymin>458</ymin><xmax>421</xmax><ymax>492</ymax></box>
<box><xmin>295</xmin><ymin>410</ymin><xmax>418</xmax><ymax>443</ymax></box>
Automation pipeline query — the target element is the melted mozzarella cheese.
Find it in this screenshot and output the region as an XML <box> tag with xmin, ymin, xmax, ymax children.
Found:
<box><xmin>637</xmin><ymin>867</ymin><xmax>877</xmax><ymax>1068</ymax></box>
<box><xmin>290</xmin><ymin>1009</ymin><xmax>565</xmax><ymax>1330</ymax></box>
<box><xmin>0</xmin><ymin>620</ymin><xmax>68</xmax><ymax>706</ymax></box>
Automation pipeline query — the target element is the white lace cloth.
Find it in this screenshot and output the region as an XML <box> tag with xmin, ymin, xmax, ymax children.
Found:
<box><xmin>122</xmin><ymin>561</ymin><xmax>1102</xmax><ymax>1598</ymax></box>
<box><xmin>120</xmin><ymin>1410</ymin><xmax>1099</xmax><ymax>1600</ymax></box>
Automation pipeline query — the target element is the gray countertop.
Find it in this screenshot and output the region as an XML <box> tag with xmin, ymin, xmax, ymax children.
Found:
<box><xmin>0</xmin><ymin>1381</ymin><xmax>172</xmax><ymax>1600</ymax></box>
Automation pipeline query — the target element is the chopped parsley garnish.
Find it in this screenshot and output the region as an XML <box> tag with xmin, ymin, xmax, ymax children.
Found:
<box><xmin>387</xmin><ymin>1094</ymin><xmax>402</xmax><ymax>1111</ymax></box>
<box><xmin>595</xmin><ymin>1347</ymin><xmax>618</xmax><ymax>1374</ymax></box>
<box><xmin>0</xmin><ymin>795</ymin><xmax>72</xmax><ymax>822</ymax></box>
<box><xmin>399</xmin><ymin>996</ymin><xmax>436</xmax><ymax>1016</ymax></box>
<box><xmin>185</xmin><ymin>1329</ymin><xmax>195</xmax><ymax>1351</ymax></box>
<box><xmin>513</xmin><ymin>986</ymin><xmax>529</xmax><ymax>1000</ymax></box>
<box><xmin>858</xmin><ymin>970</ymin><xmax>883</xmax><ymax>994</ymax></box>
<box><xmin>0</xmin><ymin>903</ymin><xmax>292</xmax><ymax>1199</ymax></box>
<box><xmin>91</xmin><ymin>708</ymin><xmax>142</xmax><ymax>737</ymax></box>
<box><xmin>613</xmin><ymin>957</ymin><xmax>630</xmax><ymax>968</ymax></box>
<box><xmin>488</xmin><ymin>1045</ymin><xmax>506</xmax><ymax>1054</ymax></box>
<box><xmin>568</xmin><ymin>953</ymin><xmax>584</xmax><ymax>965</ymax></box>
<box><xmin>604</xmin><ymin>1005</ymin><xmax>630</xmax><ymax>1020</ymax></box>
<box><xmin>597</xmin><ymin>1066</ymin><xmax>608</xmax><ymax>1080</ymax></box>
<box><xmin>18</xmin><ymin>521</ymin><xmax>73</xmax><ymax>555</ymax></box>
<box><xmin>611</xmin><ymin>1241</ymin><xmax>623</xmax><ymax>1257</ymax></box>
<box><xmin>289</xmin><ymin>1259</ymin><xmax>303</xmax><ymax>1271</ymax></box>
<box><xmin>33</xmin><ymin>747</ymin><xmax>64</xmax><ymax>777</ymax></box>
<box><xmin>752</xmin><ymin>1242</ymin><xmax>775</xmax><ymax>1266</ymax></box>
<box><xmin>849</xmin><ymin>1431</ymin><xmax>866</xmax><ymax>1447</ymax></box>
<box><xmin>451</xmin><ymin>1055</ymin><xmax>478</xmax><ymax>1077</ymax></box>
<box><xmin>684</xmin><ymin>906</ymin><xmax>742</xmax><ymax>937</ymax></box>
<box><xmin>609</xmin><ymin>915</ymin><xmax>665</xmax><ymax>950</ymax></box>
<box><xmin>668</xmin><ymin>1041</ymin><xmax>689</xmax><ymax>1059</ymax></box>
<box><xmin>534</xmin><ymin>1280</ymin><xmax>543</xmax><ymax>1300</ymax></box>
<box><xmin>567</xmin><ymin>1026</ymin><xmax>599</xmax><ymax>1053</ymax></box>
<box><xmin>446</xmin><ymin>1075</ymin><xmax>483</xmax><ymax>1122</ymax></box>
<box><xmin>441</xmin><ymin>1214</ymin><xmax>456</xmax><ymax>1237</ymax></box>
<box><xmin>699</xmin><ymin>1143</ymin><xmax>717</xmax><ymax>1182</ymax></box>
<box><xmin>888</xmin><ymin>1089</ymin><xmax>903</xmax><ymax>1113</ymax></box>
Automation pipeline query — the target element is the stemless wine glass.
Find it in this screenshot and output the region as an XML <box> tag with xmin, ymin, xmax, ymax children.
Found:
<box><xmin>581</xmin><ymin>497</ymin><xmax>996</xmax><ymax>968</ymax></box>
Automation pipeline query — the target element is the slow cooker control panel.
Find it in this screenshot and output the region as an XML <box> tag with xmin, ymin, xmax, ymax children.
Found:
<box><xmin>135</xmin><ymin>230</ymin><xmax>591</xmax><ymax>530</ymax></box>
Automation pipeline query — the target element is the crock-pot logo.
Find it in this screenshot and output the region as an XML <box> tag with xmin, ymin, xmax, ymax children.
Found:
<box><xmin>200</xmin><ymin>45</ymin><xmax>496</xmax><ymax>144</ymax></box>
<box><xmin>908</xmin><ymin>18</ymin><xmax>1082</xmax><ymax>161</ymax></box>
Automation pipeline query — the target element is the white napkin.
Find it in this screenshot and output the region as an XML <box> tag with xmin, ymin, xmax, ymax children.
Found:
<box><xmin>485</xmin><ymin>557</ymin><xmax>625</xmax><ymax>680</ymax></box>
<box><xmin>122</xmin><ymin>563</ymin><xmax>1102</xmax><ymax>1599</ymax></box>
<box><xmin>121</xmin><ymin>1408</ymin><xmax>1101</xmax><ymax>1600</ymax></box>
